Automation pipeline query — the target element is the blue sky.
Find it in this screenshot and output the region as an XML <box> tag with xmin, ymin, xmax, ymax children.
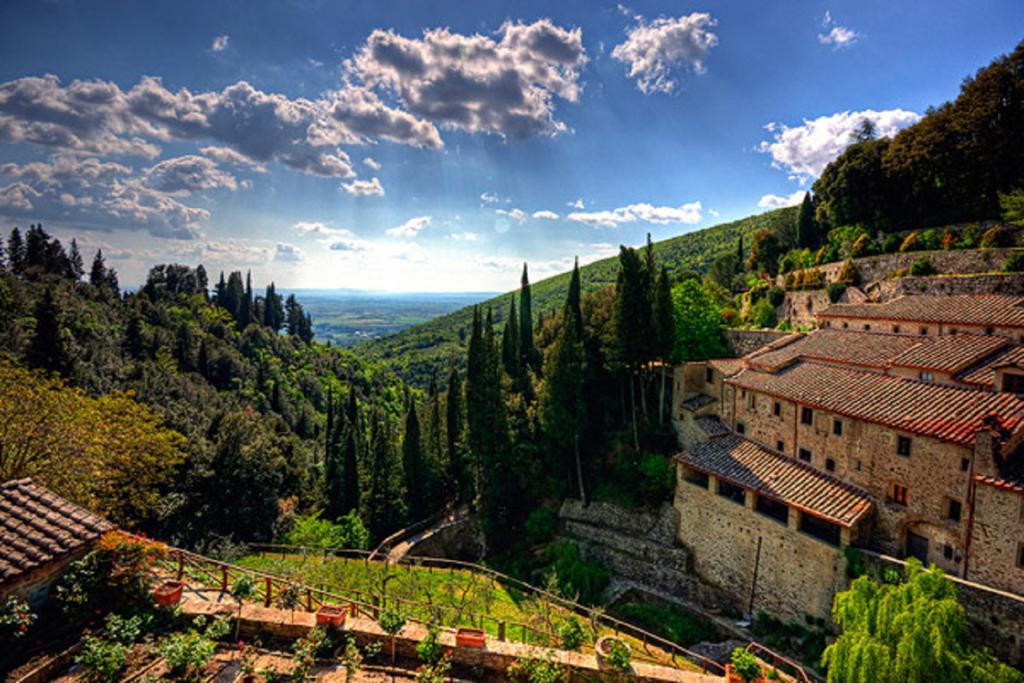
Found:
<box><xmin>0</xmin><ymin>1</ymin><xmax>1020</xmax><ymax>290</ymax></box>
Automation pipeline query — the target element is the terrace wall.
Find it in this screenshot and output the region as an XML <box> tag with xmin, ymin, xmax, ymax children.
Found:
<box><xmin>789</xmin><ymin>247</ymin><xmax>1021</xmax><ymax>287</ymax></box>
<box><xmin>723</xmin><ymin>329</ymin><xmax>790</xmax><ymax>357</ymax></box>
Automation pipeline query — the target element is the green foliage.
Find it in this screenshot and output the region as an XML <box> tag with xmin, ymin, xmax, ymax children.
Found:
<box><xmin>1000</xmin><ymin>189</ymin><xmax>1024</xmax><ymax>227</ymax></box>
<box><xmin>637</xmin><ymin>454</ymin><xmax>675</xmax><ymax>503</ymax></box>
<box><xmin>909</xmin><ymin>257</ymin><xmax>937</xmax><ymax>276</ymax></box>
<box><xmin>77</xmin><ymin>635</ymin><xmax>129</xmax><ymax>683</ymax></box>
<box><xmin>1003</xmin><ymin>252</ymin><xmax>1024</xmax><ymax>273</ymax></box>
<box><xmin>671</xmin><ymin>279</ymin><xmax>726</xmax><ymax>361</ymax></box>
<box><xmin>557</xmin><ymin>616</ymin><xmax>585</xmax><ymax>651</ymax></box>
<box><xmin>881</xmin><ymin>234</ymin><xmax>901</xmax><ymax>253</ymax></box>
<box><xmin>843</xmin><ymin>546</ymin><xmax>867</xmax><ymax>579</ymax></box>
<box><xmin>282</xmin><ymin>510</ymin><xmax>369</xmax><ymax>550</ymax></box>
<box><xmin>291</xmin><ymin>627</ymin><xmax>330</xmax><ymax>681</ymax></box>
<box><xmin>752</xmin><ymin>611</ymin><xmax>829</xmax><ymax>668</ymax></box>
<box><xmin>551</xmin><ymin>541</ymin><xmax>610</xmax><ymax>605</ymax></box>
<box><xmin>604</xmin><ymin>638</ymin><xmax>632</xmax><ymax>672</ymax></box>
<box><xmin>0</xmin><ymin>596</ymin><xmax>36</xmax><ymax>641</ymax></box>
<box><xmin>508</xmin><ymin>653</ymin><xmax>567</xmax><ymax>683</ymax></box>
<box><xmin>159</xmin><ymin>627</ymin><xmax>217</xmax><ymax>680</ymax></box>
<box><xmin>980</xmin><ymin>225</ymin><xmax>1014</xmax><ymax>248</ymax></box>
<box><xmin>731</xmin><ymin>648</ymin><xmax>763</xmax><ymax>682</ymax></box>
<box><xmin>379</xmin><ymin>610</ymin><xmax>407</xmax><ymax>636</ymax></box>
<box><xmin>416</xmin><ymin>623</ymin><xmax>443</xmax><ymax>665</ymax></box>
<box><xmin>766</xmin><ymin>286</ymin><xmax>785</xmax><ymax>307</ymax></box>
<box><xmin>822</xmin><ymin>559</ymin><xmax>1022</xmax><ymax>683</ymax></box>
<box><xmin>751</xmin><ymin>299</ymin><xmax>778</xmax><ymax>329</ymax></box>
<box><xmin>525</xmin><ymin>506</ymin><xmax>557</xmax><ymax>546</ymax></box>
<box><xmin>608</xmin><ymin>600</ymin><xmax>718</xmax><ymax>648</ymax></box>
<box><xmin>827</xmin><ymin>282</ymin><xmax>843</xmax><ymax>305</ymax></box>
<box><xmin>957</xmin><ymin>225</ymin><xmax>981</xmax><ymax>249</ymax></box>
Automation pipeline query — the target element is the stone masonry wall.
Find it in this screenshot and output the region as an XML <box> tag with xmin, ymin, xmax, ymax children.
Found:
<box><xmin>794</xmin><ymin>248</ymin><xmax>1022</xmax><ymax>286</ymax></box>
<box><xmin>558</xmin><ymin>500</ymin><xmax>732</xmax><ymax>611</ymax></box>
<box><xmin>869</xmin><ymin>272</ymin><xmax>1024</xmax><ymax>300</ymax></box>
<box><xmin>723</xmin><ymin>329</ymin><xmax>791</xmax><ymax>357</ymax></box>
<box><xmin>965</xmin><ymin>483</ymin><xmax>1024</xmax><ymax>596</ymax></box>
<box><xmin>859</xmin><ymin>549</ymin><xmax>1024</xmax><ymax>666</ymax></box>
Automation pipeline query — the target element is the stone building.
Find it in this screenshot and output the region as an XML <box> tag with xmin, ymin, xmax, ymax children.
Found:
<box><xmin>0</xmin><ymin>478</ymin><xmax>114</xmax><ymax>607</ymax></box>
<box><xmin>671</xmin><ymin>296</ymin><xmax>1024</xmax><ymax>620</ymax></box>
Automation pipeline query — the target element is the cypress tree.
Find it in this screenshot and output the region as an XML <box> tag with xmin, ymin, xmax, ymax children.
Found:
<box><xmin>566</xmin><ymin>257</ymin><xmax>583</xmax><ymax>340</ymax></box>
<box><xmin>500</xmin><ymin>298</ymin><xmax>519</xmax><ymax>379</ymax></box>
<box><xmin>240</xmin><ymin>270</ymin><xmax>253</xmax><ymax>327</ymax></box>
<box><xmin>614</xmin><ymin>246</ymin><xmax>649</xmax><ymax>450</ymax></box>
<box><xmin>652</xmin><ymin>266</ymin><xmax>676</xmax><ymax>424</ymax></box>
<box><xmin>518</xmin><ymin>264</ymin><xmax>538</xmax><ymax>373</ymax></box>
<box><xmin>324</xmin><ymin>387</ymin><xmax>347</xmax><ymax>519</ymax></box>
<box><xmin>401</xmin><ymin>399</ymin><xmax>430</xmax><ymax>520</ymax></box>
<box><xmin>28</xmin><ymin>286</ymin><xmax>68</xmax><ymax>374</ymax></box>
<box><xmin>362</xmin><ymin>409</ymin><xmax>407</xmax><ymax>539</ymax></box>
<box><xmin>195</xmin><ymin>264</ymin><xmax>209</xmax><ymax>299</ymax></box>
<box><xmin>124</xmin><ymin>311</ymin><xmax>146</xmax><ymax>359</ymax></box>
<box><xmin>8</xmin><ymin>228</ymin><xmax>25</xmax><ymax>275</ymax></box>
<box><xmin>342</xmin><ymin>388</ymin><xmax>361</xmax><ymax>515</ymax></box>
<box><xmin>797</xmin><ymin>191</ymin><xmax>817</xmax><ymax>248</ymax></box>
<box><xmin>225</xmin><ymin>271</ymin><xmax>244</xmax><ymax>325</ymax></box>
<box><xmin>426</xmin><ymin>370</ymin><xmax>446</xmax><ymax>498</ymax></box>
<box><xmin>215</xmin><ymin>271</ymin><xmax>227</xmax><ymax>306</ymax></box>
<box><xmin>89</xmin><ymin>250</ymin><xmax>107</xmax><ymax>289</ymax></box>
<box><xmin>68</xmin><ymin>239</ymin><xmax>84</xmax><ymax>281</ymax></box>
<box><xmin>445</xmin><ymin>362</ymin><xmax>469</xmax><ymax>504</ymax></box>
<box><xmin>173</xmin><ymin>323</ymin><xmax>193</xmax><ymax>371</ymax></box>
<box><xmin>197</xmin><ymin>337</ymin><xmax>210</xmax><ymax>378</ymax></box>
<box><xmin>473</xmin><ymin>307</ymin><xmax>513</xmax><ymax>548</ymax></box>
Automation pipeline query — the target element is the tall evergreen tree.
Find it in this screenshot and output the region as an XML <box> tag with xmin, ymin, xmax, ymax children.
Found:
<box><xmin>225</xmin><ymin>271</ymin><xmax>244</xmax><ymax>325</ymax></box>
<box><xmin>652</xmin><ymin>266</ymin><xmax>676</xmax><ymax>424</ymax></box>
<box><xmin>566</xmin><ymin>257</ymin><xmax>583</xmax><ymax>340</ymax></box>
<box><xmin>239</xmin><ymin>270</ymin><xmax>253</xmax><ymax>327</ymax></box>
<box><xmin>342</xmin><ymin>388</ymin><xmax>361</xmax><ymax>515</ymax></box>
<box><xmin>264</xmin><ymin>282</ymin><xmax>285</xmax><ymax>331</ymax></box>
<box><xmin>518</xmin><ymin>264</ymin><xmax>538</xmax><ymax>374</ymax></box>
<box><xmin>614</xmin><ymin>246</ymin><xmax>649</xmax><ymax>450</ymax></box>
<box><xmin>173</xmin><ymin>323</ymin><xmax>193</xmax><ymax>371</ymax></box>
<box><xmin>445</xmin><ymin>362</ymin><xmax>469</xmax><ymax>504</ymax></box>
<box><xmin>195</xmin><ymin>264</ymin><xmax>209</xmax><ymax>299</ymax></box>
<box><xmin>324</xmin><ymin>387</ymin><xmax>346</xmax><ymax>519</ymax></box>
<box><xmin>500</xmin><ymin>298</ymin><xmax>520</xmax><ymax>379</ymax></box>
<box><xmin>426</xmin><ymin>370</ymin><xmax>446</xmax><ymax>498</ymax></box>
<box><xmin>214</xmin><ymin>271</ymin><xmax>227</xmax><ymax>306</ymax></box>
<box><xmin>8</xmin><ymin>228</ymin><xmax>25</xmax><ymax>275</ymax></box>
<box><xmin>28</xmin><ymin>286</ymin><xmax>68</xmax><ymax>374</ymax></box>
<box><xmin>68</xmin><ymin>239</ymin><xmax>84</xmax><ymax>281</ymax></box>
<box><xmin>796</xmin><ymin>191</ymin><xmax>817</xmax><ymax>248</ymax></box>
<box><xmin>89</xmin><ymin>250</ymin><xmax>107</xmax><ymax>288</ymax></box>
<box><xmin>362</xmin><ymin>409</ymin><xmax>407</xmax><ymax>539</ymax></box>
<box><xmin>401</xmin><ymin>399</ymin><xmax>430</xmax><ymax>520</ymax></box>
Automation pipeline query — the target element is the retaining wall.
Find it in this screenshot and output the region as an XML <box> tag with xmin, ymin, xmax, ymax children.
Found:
<box><xmin>723</xmin><ymin>329</ymin><xmax>791</xmax><ymax>357</ymax></box>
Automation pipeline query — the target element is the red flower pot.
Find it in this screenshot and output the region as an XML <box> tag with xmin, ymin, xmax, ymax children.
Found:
<box><xmin>455</xmin><ymin>627</ymin><xmax>486</xmax><ymax>649</ymax></box>
<box><xmin>315</xmin><ymin>605</ymin><xmax>347</xmax><ymax>629</ymax></box>
<box><xmin>153</xmin><ymin>580</ymin><xmax>184</xmax><ymax>606</ymax></box>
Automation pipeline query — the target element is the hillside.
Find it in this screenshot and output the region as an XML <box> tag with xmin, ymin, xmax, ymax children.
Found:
<box><xmin>353</xmin><ymin>206</ymin><xmax>797</xmax><ymax>386</ymax></box>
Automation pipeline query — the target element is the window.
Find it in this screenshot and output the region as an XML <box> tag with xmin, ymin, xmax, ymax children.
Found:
<box><xmin>950</xmin><ymin>328</ymin><xmax>958</xmax><ymax>335</ymax></box>
<box><xmin>832</xmin><ymin>419</ymin><xmax>843</xmax><ymax>436</ymax></box>
<box><xmin>747</xmin><ymin>393</ymin><xmax>756</xmax><ymax>410</ymax></box>
<box><xmin>897</xmin><ymin>435</ymin><xmax>912</xmax><ymax>457</ymax></box>
<box><xmin>800</xmin><ymin>514</ymin><xmax>841</xmax><ymax>547</ymax></box>
<box><xmin>892</xmin><ymin>483</ymin><xmax>909</xmax><ymax>506</ymax></box>
<box><xmin>684</xmin><ymin>470</ymin><xmax>709</xmax><ymax>489</ymax></box>
<box><xmin>961</xmin><ymin>458</ymin><xmax>971</xmax><ymax>472</ymax></box>
<box><xmin>893</xmin><ymin>325</ymin><xmax>901</xmax><ymax>333</ymax></box>
<box><xmin>842</xmin><ymin>321</ymin><xmax>849</xmax><ymax>329</ymax></box>
<box><xmin>1017</xmin><ymin>542</ymin><xmax>1024</xmax><ymax>569</ymax></box>
<box><xmin>736</xmin><ymin>421</ymin><xmax>746</xmax><ymax>435</ymax></box>
<box><xmin>1002</xmin><ymin>373</ymin><xmax>1024</xmax><ymax>394</ymax></box>
<box><xmin>943</xmin><ymin>544</ymin><xmax>954</xmax><ymax>560</ymax></box>
<box><xmin>825</xmin><ymin>458</ymin><xmax>836</xmax><ymax>472</ymax></box>
<box><xmin>799</xmin><ymin>447</ymin><xmax>812</xmax><ymax>463</ymax></box>
<box><xmin>773</xmin><ymin>401</ymin><xmax>781</xmax><ymax>416</ymax></box>
<box><xmin>946</xmin><ymin>499</ymin><xmax>962</xmax><ymax>523</ymax></box>
<box><xmin>920</xmin><ymin>327</ymin><xmax>929</xmax><ymax>335</ymax></box>
<box><xmin>854</xmin><ymin>460</ymin><xmax>862</xmax><ymax>472</ymax></box>
<box><xmin>986</xmin><ymin>327</ymin><xmax>995</xmax><ymax>336</ymax></box>
<box><xmin>776</xmin><ymin>440</ymin><xmax>784</xmax><ymax>452</ymax></box>
<box><xmin>717</xmin><ymin>480</ymin><xmax>746</xmax><ymax>505</ymax></box>
<box><xmin>755</xmin><ymin>496</ymin><xmax>789</xmax><ymax>525</ymax></box>
<box><xmin>801</xmin><ymin>406</ymin><xmax>814</xmax><ymax>425</ymax></box>
<box><xmin>864</xmin><ymin>324</ymin><xmax>871</xmax><ymax>331</ymax></box>
<box><xmin>705</xmin><ymin>367</ymin><xmax>713</xmax><ymax>385</ymax></box>
<box><xmin>920</xmin><ymin>371</ymin><xmax>934</xmax><ymax>383</ymax></box>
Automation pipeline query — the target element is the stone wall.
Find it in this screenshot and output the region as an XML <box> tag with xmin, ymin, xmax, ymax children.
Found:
<box><xmin>965</xmin><ymin>482</ymin><xmax>1024</xmax><ymax>596</ymax></box>
<box><xmin>868</xmin><ymin>272</ymin><xmax>1024</xmax><ymax>300</ymax></box>
<box><xmin>859</xmin><ymin>549</ymin><xmax>1024</xmax><ymax>666</ymax></box>
<box><xmin>723</xmin><ymin>329</ymin><xmax>790</xmax><ymax>357</ymax></box>
<box><xmin>558</xmin><ymin>500</ymin><xmax>732</xmax><ymax>611</ymax></box>
<box><xmin>796</xmin><ymin>248</ymin><xmax>1022</xmax><ymax>286</ymax></box>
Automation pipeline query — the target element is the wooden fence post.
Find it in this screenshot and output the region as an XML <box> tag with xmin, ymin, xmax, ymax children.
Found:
<box><xmin>176</xmin><ymin>552</ymin><xmax>184</xmax><ymax>580</ymax></box>
<box><xmin>498</xmin><ymin>621</ymin><xmax>506</xmax><ymax>642</ymax></box>
<box><xmin>221</xmin><ymin>566</ymin><xmax>228</xmax><ymax>592</ymax></box>
<box><xmin>306</xmin><ymin>589</ymin><xmax>313</xmax><ymax>612</ymax></box>
<box><xmin>264</xmin><ymin>577</ymin><xmax>272</xmax><ymax>607</ymax></box>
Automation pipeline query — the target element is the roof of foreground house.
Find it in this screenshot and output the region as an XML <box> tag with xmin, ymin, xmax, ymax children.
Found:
<box><xmin>726</xmin><ymin>360</ymin><xmax>1024</xmax><ymax>447</ymax></box>
<box><xmin>817</xmin><ymin>294</ymin><xmax>1024</xmax><ymax>328</ymax></box>
<box><xmin>0</xmin><ymin>479</ymin><xmax>113</xmax><ymax>584</ymax></box>
<box><xmin>676</xmin><ymin>434</ymin><xmax>873</xmax><ymax>527</ymax></box>
<box><xmin>745</xmin><ymin>329</ymin><xmax>921</xmax><ymax>372</ymax></box>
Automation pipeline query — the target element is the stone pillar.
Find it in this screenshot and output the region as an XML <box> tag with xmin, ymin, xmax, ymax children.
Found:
<box><xmin>788</xmin><ymin>507</ymin><xmax>801</xmax><ymax>531</ymax></box>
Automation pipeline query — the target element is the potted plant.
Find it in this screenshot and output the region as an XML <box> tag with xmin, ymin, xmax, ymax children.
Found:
<box><xmin>152</xmin><ymin>579</ymin><xmax>185</xmax><ymax>606</ymax></box>
<box><xmin>316</xmin><ymin>604</ymin><xmax>347</xmax><ymax>629</ymax></box>
<box><xmin>455</xmin><ymin>626</ymin><xmax>486</xmax><ymax>649</ymax></box>
<box><xmin>727</xmin><ymin>647</ymin><xmax>768</xmax><ymax>683</ymax></box>
<box><xmin>595</xmin><ymin>635</ymin><xmax>631</xmax><ymax>673</ymax></box>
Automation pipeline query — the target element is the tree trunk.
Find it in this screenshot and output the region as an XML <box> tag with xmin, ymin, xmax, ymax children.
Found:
<box><xmin>629</xmin><ymin>370</ymin><xmax>639</xmax><ymax>452</ymax></box>
<box><xmin>575</xmin><ymin>433</ymin><xmax>586</xmax><ymax>504</ymax></box>
<box><xmin>639</xmin><ymin>363</ymin><xmax>649</xmax><ymax>420</ymax></box>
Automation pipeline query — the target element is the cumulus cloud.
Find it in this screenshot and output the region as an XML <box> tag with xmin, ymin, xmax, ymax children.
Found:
<box><xmin>758</xmin><ymin>191</ymin><xmax>806</xmax><ymax>209</ymax></box>
<box><xmin>294</xmin><ymin>221</ymin><xmax>349</xmax><ymax>236</ymax></box>
<box><xmin>348</xmin><ymin>19</ymin><xmax>587</xmax><ymax>139</ymax></box>
<box><xmin>567</xmin><ymin>201</ymin><xmax>702</xmax><ymax>228</ymax></box>
<box><xmin>496</xmin><ymin>208</ymin><xmax>527</xmax><ymax>223</ymax></box>
<box><xmin>274</xmin><ymin>242</ymin><xmax>303</xmax><ymax>262</ymax></box>
<box><xmin>818</xmin><ymin>12</ymin><xmax>859</xmax><ymax>49</ymax></box>
<box><xmin>144</xmin><ymin>155</ymin><xmax>237</xmax><ymax>193</ymax></box>
<box><xmin>611</xmin><ymin>12</ymin><xmax>717</xmax><ymax>94</ymax></box>
<box><xmin>321</xmin><ymin>85</ymin><xmax>442</xmax><ymax>149</ymax></box>
<box><xmin>480</xmin><ymin>192</ymin><xmax>507</xmax><ymax>204</ymax></box>
<box><xmin>0</xmin><ymin>182</ymin><xmax>42</xmax><ymax>210</ymax></box>
<box><xmin>200</xmin><ymin>145</ymin><xmax>267</xmax><ymax>172</ymax></box>
<box><xmin>385</xmin><ymin>215</ymin><xmax>431</xmax><ymax>238</ymax></box>
<box><xmin>363</xmin><ymin>157</ymin><xmax>381</xmax><ymax>170</ymax></box>
<box><xmin>0</xmin><ymin>154</ymin><xmax>131</xmax><ymax>188</ymax></box>
<box><xmin>567</xmin><ymin>198</ymin><xmax>585</xmax><ymax>209</ymax></box>
<box><xmin>329</xmin><ymin>238</ymin><xmax>367</xmax><ymax>252</ymax></box>
<box><xmin>532</xmin><ymin>210</ymin><xmax>559</xmax><ymax>220</ymax></box>
<box><xmin>758</xmin><ymin>109</ymin><xmax>921</xmax><ymax>181</ymax></box>
<box><xmin>211</xmin><ymin>35</ymin><xmax>230</xmax><ymax>52</ymax></box>
<box><xmin>341</xmin><ymin>176</ymin><xmax>384</xmax><ymax>196</ymax></box>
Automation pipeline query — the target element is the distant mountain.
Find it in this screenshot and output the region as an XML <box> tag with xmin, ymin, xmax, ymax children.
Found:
<box><xmin>352</xmin><ymin>206</ymin><xmax>798</xmax><ymax>386</ymax></box>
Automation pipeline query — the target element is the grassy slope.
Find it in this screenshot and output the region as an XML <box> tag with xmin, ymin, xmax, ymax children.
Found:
<box><xmin>352</xmin><ymin>206</ymin><xmax>798</xmax><ymax>386</ymax></box>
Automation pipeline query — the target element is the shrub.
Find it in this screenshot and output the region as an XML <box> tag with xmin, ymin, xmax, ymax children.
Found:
<box><xmin>980</xmin><ymin>225</ymin><xmax>1013</xmax><ymax>248</ymax></box>
<box><xmin>826</xmin><ymin>282</ymin><xmax>846</xmax><ymax>303</ymax></box>
<box><xmin>957</xmin><ymin>224</ymin><xmax>981</xmax><ymax>249</ymax></box>
<box><xmin>282</xmin><ymin>510</ymin><xmax>369</xmax><ymax>550</ymax></box>
<box><xmin>766</xmin><ymin>286</ymin><xmax>785</xmax><ymax>307</ymax></box>
<box><xmin>508</xmin><ymin>655</ymin><xmax>566</xmax><ymax>683</ymax></box>
<box><xmin>837</xmin><ymin>258</ymin><xmax>860</xmax><ymax>285</ymax></box>
<box><xmin>783</xmin><ymin>272</ymin><xmax>797</xmax><ymax>290</ymax></box>
<box><xmin>557</xmin><ymin>616</ymin><xmax>585</xmax><ymax>650</ymax></box>
<box><xmin>1004</xmin><ymin>252</ymin><xmax>1024</xmax><ymax>273</ymax></box>
<box><xmin>851</xmin><ymin>234</ymin><xmax>877</xmax><ymax>257</ymax></box>
<box><xmin>0</xmin><ymin>596</ymin><xmax>36</xmax><ymax>641</ymax></box>
<box><xmin>918</xmin><ymin>229</ymin><xmax>939</xmax><ymax>250</ymax></box>
<box><xmin>899</xmin><ymin>231</ymin><xmax>920</xmax><ymax>252</ymax></box>
<box><xmin>881</xmin><ymin>233</ymin><xmax>901</xmax><ymax>253</ymax></box>
<box><xmin>605</xmin><ymin>638</ymin><xmax>632</xmax><ymax>672</ymax></box>
<box><xmin>638</xmin><ymin>454</ymin><xmax>674</xmax><ymax>504</ymax></box>
<box><xmin>731</xmin><ymin>648</ymin><xmax>762</xmax><ymax>682</ymax></box>
<box><xmin>551</xmin><ymin>541</ymin><xmax>610</xmax><ymax>605</ymax></box>
<box><xmin>77</xmin><ymin>636</ymin><xmax>129</xmax><ymax>683</ymax></box>
<box><xmin>721</xmin><ymin>308</ymin><xmax>739</xmax><ymax>326</ymax></box>
<box><xmin>941</xmin><ymin>228</ymin><xmax>956</xmax><ymax>250</ymax></box>
<box><xmin>751</xmin><ymin>300</ymin><xmax>777</xmax><ymax>329</ymax></box>
<box><xmin>416</xmin><ymin>623</ymin><xmax>443</xmax><ymax>665</ymax></box>
<box><xmin>909</xmin><ymin>257</ymin><xmax>937</xmax><ymax>277</ymax></box>
<box><xmin>158</xmin><ymin>617</ymin><xmax>219</xmax><ymax>680</ymax></box>
<box><xmin>524</xmin><ymin>506</ymin><xmax>557</xmax><ymax>546</ymax></box>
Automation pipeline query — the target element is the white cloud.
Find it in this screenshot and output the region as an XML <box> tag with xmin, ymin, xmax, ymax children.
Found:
<box><xmin>328</xmin><ymin>238</ymin><xmax>367</xmax><ymax>252</ymax></box>
<box><xmin>0</xmin><ymin>182</ymin><xmax>42</xmax><ymax>210</ymax></box>
<box><xmin>611</xmin><ymin>12</ymin><xmax>717</xmax><ymax>94</ymax></box>
<box><xmin>200</xmin><ymin>146</ymin><xmax>267</xmax><ymax>172</ymax></box>
<box><xmin>708</xmin><ymin>208</ymin><xmax>721</xmax><ymax>217</ymax></box>
<box><xmin>567</xmin><ymin>201</ymin><xmax>702</xmax><ymax>228</ymax></box>
<box><xmin>144</xmin><ymin>155</ymin><xmax>237</xmax><ymax>193</ymax></box>
<box><xmin>385</xmin><ymin>215</ymin><xmax>431</xmax><ymax>238</ymax></box>
<box><xmin>532</xmin><ymin>210</ymin><xmax>560</xmax><ymax>220</ymax></box>
<box><xmin>363</xmin><ymin>157</ymin><xmax>381</xmax><ymax>170</ymax></box>
<box><xmin>341</xmin><ymin>176</ymin><xmax>384</xmax><ymax>196</ymax></box>
<box><xmin>758</xmin><ymin>109</ymin><xmax>921</xmax><ymax>181</ymax></box>
<box><xmin>274</xmin><ymin>242</ymin><xmax>303</xmax><ymax>262</ymax></box>
<box><xmin>567</xmin><ymin>198</ymin><xmax>585</xmax><ymax>209</ymax></box>
<box><xmin>480</xmin><ymin>192</ymin><xmax>508</xmax><ymax>204</ymax></box>
<box><xmin>758</xmin><ymin>191</ymin><xmax>806</xmax><ymax>209</ymax></box>
<box><xmin>818</xmin><ymin>12</ymin><xmax>859</xmax><ymax>49</ymax></box>
<box><xmin>450</xmin><ymin>232</ymin><xmax>478</xmax><ymax>241</ymax></box>
<box><xmin>349</xmin><ymin>19</ymin><xmax>587</xmax><ymax>139</ymax></box>
<box><xmin>496</xmin><ymin>208</ymin><xmax>527</xmax><ymax>223</ymax></box>
<box><xmin>211</xmin><ymin>35</ymin><xmax>230</xmax><ymax>52</ymax></box>
<box><xmin>293</xmin><ymin>221</ymin><xmax>354</xmax><ymax>237</ymax></box>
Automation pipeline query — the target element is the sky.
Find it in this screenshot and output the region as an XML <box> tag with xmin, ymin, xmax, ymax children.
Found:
<box><xmin>0</xmin><ymin>1</ymin><xmax>1021</xmax><ymax>291</ymax></box>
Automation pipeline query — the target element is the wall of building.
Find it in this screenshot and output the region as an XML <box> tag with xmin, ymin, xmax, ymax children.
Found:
<box><xmin>819</xmin><ymin>315</ymin><xmax>1024</xmax><ymax>341</ymax></box>
<box><xmin>673</xmin><ymin>467</ymin><xmax>849</xmax><ymax>621</ymax></box>
<box><xmin>723</xmin><ymin>329</ymin><xmax>791</xmax><ymax>357</ymax></box>
<box><xmin>966</xmin><ymin>483</ymin><xmax>1024</xmax><ymax>596</ymax></box>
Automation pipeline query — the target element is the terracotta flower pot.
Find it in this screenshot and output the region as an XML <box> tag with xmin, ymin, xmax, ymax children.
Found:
<box><xmin>595</xmin><ymin>636</ymin><xmax>631</xmax><ymax>672</ymax></box>
<box><xmin>315</xmin><ymin>605</ymin><xmax>347</xmax><ymax>629</ymax></box>
<box><xmin>455</xmin><ymin>627</ymin><xmax>486</xmax><ymax>648</ymax></box>
<box><xmin>152</xmin><ymin>580</ymin><xmax>184</xmax><ymax>606</ymax></box>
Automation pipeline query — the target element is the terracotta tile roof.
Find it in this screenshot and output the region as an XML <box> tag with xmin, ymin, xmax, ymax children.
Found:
<box><xmin>817</xmin><ymin>295</ymin><xmax>1024</xmax><ymax>328</ymax></box>
<box><xmin>0</xmin><ymin>479</ymin><xmax>113</xmax><ymax>584</ymax></box>
<box><xmin>974</xmin><ymin>474</ymin><xmax>1024</xmax><ymax>496</ymax></box>
<box><xmin>958</xmin><ymin>345</ymin><xmax>1024</xmax><ymax>388</ymax></box>
<box><xmin>727</xmin><ymin>361</ymin><xmax>1024</xmax><ymax>447</ymax></box>
<box><xmin>889</xmin><ymin>334</ymin><xmax>1010</xmax><ymax>374</ymax></box>
<box><xmin>695</xmin><ymin>415</ymin><xmax>731</xmax><ymax>439</ymax></box>
<box><xmin>708</xmin><ymin>358</ymin><xmax>745</xmax><ymax>378</ymax></box>
<box><xmin>676</xmin><ymin>434</ymin><xmax>873</xmax><ymax>527</ymax></box>
<box><xmin>681</xmin><ymin>394</ymin><xmax>715</xmax><ymax>412</ymax></box>
<box><xmin>746</xmin><ymin>329</ymin><xmax>921</xmax><ymax>372</ymax></box>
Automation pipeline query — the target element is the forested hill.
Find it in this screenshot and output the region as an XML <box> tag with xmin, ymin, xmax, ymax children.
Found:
<box><xmin>353</xmin><ymin>206</ymin><xmax>797</xmax><ymax>386</ymax></box>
